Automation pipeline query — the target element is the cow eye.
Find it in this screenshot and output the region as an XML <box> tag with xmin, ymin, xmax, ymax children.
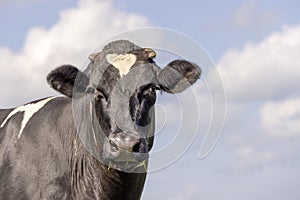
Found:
<box><xmin>149</xmin><ymin>87</ymin><xmax>155</xmax><ymax>93</ymax></box>
<box><xmin>149</xmin><ymin>85</ymin><xmax>160</xmax><ymax>93</ymax></box>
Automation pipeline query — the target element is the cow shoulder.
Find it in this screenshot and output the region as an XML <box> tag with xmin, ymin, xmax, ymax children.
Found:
<box><xmin>0</xmin><ymin>97</ymin><xmax>62</xmax><ymax>141</ymax></box>
<box><xmin>0</xmin><ymin>109</ymin><xmax>13</xmax><ymax>127</ymax></box>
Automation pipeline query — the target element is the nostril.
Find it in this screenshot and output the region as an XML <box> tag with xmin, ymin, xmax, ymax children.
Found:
<box><xmin>132</xmin><ymin>139</ymin><xmax>148</xmax><ymax>153</ymax></box>
<box><xmin>109</xmin><ymin>134</ymin><xmax>148</xmax><ymax>153</ymax></box>
<box><xmin>132</xmin><ymin>140</ymin><xmax>142</xmax><ymax>153</ymax></box>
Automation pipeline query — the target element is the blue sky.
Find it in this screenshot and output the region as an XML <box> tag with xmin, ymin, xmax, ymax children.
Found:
<box><xmin>1</xmin><ymin>0</ymin><xmax>300</xmax><ymax>199</ymax></box>
<box><xmin>1</xmin><ymin>0</ymin><xmax>300</xmax><ymax>59</ymax></box>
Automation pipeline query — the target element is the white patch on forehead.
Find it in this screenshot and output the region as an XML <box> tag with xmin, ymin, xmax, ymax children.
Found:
<box><xmin>1</xmin><ymin>97</ymin><xmax>57</xmax><ymax>139</ymax></box>
<box><xmin>106</xmin><ymin>53</ymin><xmax>137</xmax><ymax>77</ymax></box>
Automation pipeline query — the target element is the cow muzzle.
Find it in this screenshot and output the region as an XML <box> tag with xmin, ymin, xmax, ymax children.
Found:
<box><xmin>108</xmin><ymin>132</ymin><xmax>148</xmax><ymax>154</ymax></box>
<box><xmin>102</xmin><ymin>132</ymin><xmax>149</xmax><ymax>172</ymax></box>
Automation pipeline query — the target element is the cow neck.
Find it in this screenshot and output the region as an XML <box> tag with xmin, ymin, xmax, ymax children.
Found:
<box><xmin>70</xmin><ymin>134</ymin><xmax>147</xmax><ymax>200</ymax></box>
<box><xmin>99</xmin><ymin>165</ymin><xmax>147</xmax><ymax>200</ymax></box>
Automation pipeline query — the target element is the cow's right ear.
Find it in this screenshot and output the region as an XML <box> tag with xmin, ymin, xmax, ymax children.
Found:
<box><xmin>47</xmin><ymin>65</ymin><xmax>89</xmax><ymax>98</ymax></box>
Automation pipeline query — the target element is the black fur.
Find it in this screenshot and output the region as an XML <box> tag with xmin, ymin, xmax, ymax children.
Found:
<box><xmin>157</xmin><ymin>60</ymin><xmax>201</xmax><ymax>93</ymax></box>
<box><xmin>129</xmin><ymin>84</ymin><xmax>157</xmax><ymax>127</ymax></box>
<box><xmin>47</xmin><ymin>65</ymin><xmax>89</xmax><ymax>98</ymax></box>
<box><xmin>0</xmin><ymin>40</ymin><xmax>201</xmax><ymax>200</ymax></box>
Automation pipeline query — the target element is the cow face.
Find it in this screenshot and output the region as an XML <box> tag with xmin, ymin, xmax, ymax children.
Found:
<box><xmin>47</xmin><ymin>40</ymin><xmax>201</xmax><ymax>172</ymax></box>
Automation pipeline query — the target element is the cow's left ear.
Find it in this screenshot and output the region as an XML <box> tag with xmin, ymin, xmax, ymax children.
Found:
<box><xmin>157</xmin><ymin>60</ymin><xmax>201</xmax><ymax>93</ymax></box>
<box><xmin>47</xmin><ymin>65</ymin><xmax>89</xmax><ymax>98</ymax></box>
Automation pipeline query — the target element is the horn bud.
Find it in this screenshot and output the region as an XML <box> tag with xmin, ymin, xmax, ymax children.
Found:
<box><xmin>144</xmin><ymin>48</ymin><xmax>156</xmax><ymax>59</ymax></box>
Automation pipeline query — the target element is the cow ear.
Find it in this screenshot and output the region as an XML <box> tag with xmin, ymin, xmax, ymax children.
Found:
<box><xmin>157</xmin><ymin>60</ymin><xmax>201</xmax><ymax>93</ymax></box>
<box><xmin>47</xmin><ymin>65</ymin><xmax>89</xmax><ymax>98</ymax></box>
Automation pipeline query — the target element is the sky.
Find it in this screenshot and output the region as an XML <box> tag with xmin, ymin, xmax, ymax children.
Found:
<box><xmin>1</xmin><ymin>0</ymin><xmax>300</xmax><ymax>199</ymax></box>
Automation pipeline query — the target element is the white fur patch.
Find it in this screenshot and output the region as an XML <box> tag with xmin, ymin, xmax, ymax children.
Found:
<box><xmin>106</xmin><ymin>53</ymin><xmax>137</xmax><ymax>77</ymax></box>
<box><xmin>0</xmin><ymin>97</ymin><xmax>57</xmax><ymax>139</ymax></box>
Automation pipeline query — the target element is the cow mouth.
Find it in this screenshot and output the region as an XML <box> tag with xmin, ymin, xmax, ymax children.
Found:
<box><xmin>106</xmin><ymin>160</ymin><xmax>148</xmax><ymax>173</ymax></box>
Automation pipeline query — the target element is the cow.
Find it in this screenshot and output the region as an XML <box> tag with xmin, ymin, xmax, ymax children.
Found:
<box><xmin>0</xmin><ymin>40</ymin><xmax>201</xmax><ymax>200</ymax></box>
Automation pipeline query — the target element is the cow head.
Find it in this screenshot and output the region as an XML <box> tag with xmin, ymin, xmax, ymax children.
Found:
<box><xmin>47</xmin><ymin>40</ymin><xmax>201</xmax><ymax>172</ymax></box>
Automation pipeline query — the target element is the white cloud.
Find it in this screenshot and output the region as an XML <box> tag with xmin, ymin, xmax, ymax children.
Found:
<box><xmin>216</xmin><ymin>23</ymin><xmax>300</xmax><ymax>173</ymax></box>
<box><xmin>0</xmin><ymin>0</ymin><xmax>150</xmax><ymax>107</ymax></box>
<box><xmin>223</xmin><ymin>97</ymin><xmax>300</xmax><ymax>172</ymax></box>
<box><xmin>261</xmin><ymin>98</ymin><xmax>300</xmax><ymax>137</ymax></box>
<box><xmin>218</xmin><ymin>24</ymin><xmax>300</xmax><ymax>101</ymax></box>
